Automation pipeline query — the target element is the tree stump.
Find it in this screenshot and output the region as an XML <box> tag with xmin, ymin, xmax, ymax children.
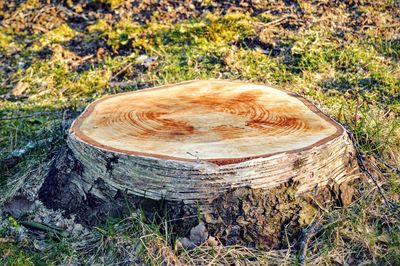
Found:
<box><xmin>39</xmin><ymin>80</ymin><xmax>359</xmax><ymax>248</ymax></box>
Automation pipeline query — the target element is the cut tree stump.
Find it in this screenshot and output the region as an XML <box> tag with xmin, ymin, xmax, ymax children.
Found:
<box><xmin>39</xmin><ymin>80</ymin><xmax>360</xmax><ymax>248</ymax></box>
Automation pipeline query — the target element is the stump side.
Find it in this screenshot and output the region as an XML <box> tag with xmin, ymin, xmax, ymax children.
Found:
<box><xmin>67</xmin><ymin>126</ymin><xmax>358</xmax><ymax>204</ymax></box>
<box><xmin>38</xmin><ymin>80</ymin><xmax>362</xmax><ymax>248</ymax></box>
<box><xmin>66</xmin><ymin>80</ymin><xmax>358</xmax><ymax>205</ymax></box>
<box><xmin>38</xmin><ymin>145</ymin><xmax>360</xmax><ymax>249</ymax></box>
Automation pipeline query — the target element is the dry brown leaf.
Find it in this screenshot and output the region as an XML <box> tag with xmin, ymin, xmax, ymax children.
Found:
<box><xmin>11</xmin><ymin>81</ymin><xmax>27</xmax><ymax>96</ymax></box>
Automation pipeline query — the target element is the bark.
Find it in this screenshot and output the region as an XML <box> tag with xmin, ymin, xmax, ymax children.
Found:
<box><xmin>38</xmin><ymin>144</ymin><xmax>359</xmax><ymax>248</ymax></box>
<box><xmin>38</xmin><ymin>80</ymin><xmax>360</xmax><ymax>248</ymax></box>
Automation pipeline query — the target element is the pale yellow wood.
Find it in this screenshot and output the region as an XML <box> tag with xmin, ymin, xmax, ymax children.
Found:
<box><xmin>67</xmin><ymin>80</ymin><xmax>358</xmax><ymax>204</ymax></box>
<box><xmin>71</xmin><ymin>80</ymin><xmax>340</xmax><ymax>162</ymax></box>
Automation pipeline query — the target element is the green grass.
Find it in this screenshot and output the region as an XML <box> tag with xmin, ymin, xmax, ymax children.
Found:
<box><xmin>0</xmin><ymin>0</ymin><xmax>399</xmax><ymax>264</ymax></box>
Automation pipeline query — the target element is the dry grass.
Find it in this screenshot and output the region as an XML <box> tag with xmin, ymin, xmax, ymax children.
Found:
<box><xmin>0</xmin><ymin>0</ymin><xmax>399</xmax><ymax>265</ymax></box>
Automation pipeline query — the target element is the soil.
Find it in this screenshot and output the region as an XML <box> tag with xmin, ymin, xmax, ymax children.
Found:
<box><xmin>0</xmin><ymin>0</ymin><xmax>395</xmax><ymax>259</ymax></box>
<box><xmin>1</xmin><ymin>0</ymin><xmax>398</xmax><ymax>73</ymax></box>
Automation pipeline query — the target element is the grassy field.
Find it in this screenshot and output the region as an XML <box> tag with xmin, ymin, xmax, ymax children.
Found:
<box><xmin>0</xmin><ymin>0</ymin><xmax>399</xmax><ymax>265</ymax></box>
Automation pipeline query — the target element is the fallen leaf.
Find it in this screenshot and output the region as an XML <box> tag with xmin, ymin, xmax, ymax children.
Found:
<box><xmin>96</xmin><ymin>47</ymin><xmax>105</xmax><ymax>60</ymax></box>
<box><xmin>176</xmin><ymin>237</ymin><xmax>196</xmax><ymax>250</ymax></box>
<box><xmin>11</xmin><ymin>81</ymin><xmax>27</xmax><ymax>96</ymax></box>
<box><xmin>207</xmin><ymin>236</ymin><xmax>219</xmax><ymax>247</ymax></box>
<box><xmin>3</xmin><ymin>194</ymin><xmax>35</xmax><ymax>219</ymax></box>
<box><xmin>377</xmin><ymin>234</ymin><xmax>390</xmax><ymax>244</ymax></box>
<box><xmin>223</xmin><ymin>49</ymin><xmax>235</xmax><ymax>65</ymax></box>
<box><xmin>0</xmin><ymin>238</ymin><xmax>15</xmax><ymax>244</ymax></box>
<box><xmin>189</xmin><ymin>222</ymin><xmax>208</xmax><ymax>245</ymax></box>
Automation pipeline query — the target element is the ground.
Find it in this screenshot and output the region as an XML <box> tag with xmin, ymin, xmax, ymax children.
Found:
<box><xmin>0</xmin><ymin>0</ymin><xmax>399</xmax><ymax>265</ymax></box>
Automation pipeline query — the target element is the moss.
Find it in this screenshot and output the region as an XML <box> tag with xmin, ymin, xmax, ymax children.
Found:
<box><xmin>96</xmin><ymin>0</ymin><xmax>125</xmax><ymax>9</ymax></box>
<box><xmin>0</xmin><ymin>1</ymin><xmax>399</xmax><ymax>263</ymax></box>
<box><xmin>70</xmin><ymin>68</ymin><xmax>112</xmax><ymax>95</ymax></box>
<box><xmin>33</xmin><ymin>24</ymin><xmax>78</xmax><ymax>50</ymax></box>
<box><xmin>87</xmin><ymin>19</ymin><xmax>112</xmax><ymax>34</ymax></box>
<box><xmin>0</xmin><ymin>243</ymin><xmax>37</xmax><ymax>266</ymax></box>
<box><xmin>0</xmin><ymin>32</ymin><xmax>15</xmax><ymax>54</ymax></box>
<box><xmin>298</xmin><ymin>203</ymin><xmax>317</xmax><ymax>226</ymax></box>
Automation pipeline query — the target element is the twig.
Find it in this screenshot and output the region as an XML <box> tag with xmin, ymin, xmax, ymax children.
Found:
<box><xmin>354</xmin><ymin>97</ymin><xmax>361</xmax><ymax>129</ymax></box>
<box><xmin>347</xmin><ymin>130</ymin><xmax>400</xmax><ymax>218</ymax></box>
<box><xmin>265</xmin><ymin>15</ymin><xmax>290</xmax><ymax>26</ymax></box>
<box><xmin>298</xmin><ymin>218</ymin><xmax>345</xmax><ymax>265</ymax></box>
<box><xmin>284</xmin><ymin>224</ymin><xmax>293</xmax><ymax>260</ymax></box>
<box><xmin>375</xmin><ymin>156</ymin><xmax>400</xmax><ymax>176</ymax></box>
<box><xmin>298</xmin><ymin>219</ymin><xmax>321</xmax><ymax>265</ymax></box>
<box><xmin>107</xmin><ymin>81</ymin><xmax>138</xmax><ymax>88</ymax></box>
<box><xmin>0</xmin><ymin>111</ymin><xmax>61</xmax><ymax>121</ymax></box>
<box><xmin>32</xmin><ymin>5</ymin><xmax>49</xmax><ymax>23</ymax></box>
<box><xmin>58</xmin><ymin>5</ymin><xmax>89</xmax><ymax>21</ymax></box>
<box><xmin>20</xmin><ymin>220</ymin><xmax>68</xmax><ymax>238</ymax></box>
<box><xmin>8</xmin><ymin>137</ymin><xmax>54</xmax><ymax>158</ymax></box>
<box><xmin>0</xmin><ymin>94</ymin><xmax>29</xmax><ymax>101</ymax></box>
<box><xmin>111</xmin><ymin>63</ymin><xmax>135</xmax><ymax>80</ymax></box>
<box><xmin>1</xmin><ymin>136</ymin><xmax>57</xmax><ymax>176</ymax></box>
<box><xmin>31</xmin><ymin>24</ymin><xmax>49</xmax><ymax>33</ymax></box>
<box><xmin>0</xmin><ymin>238</ymin><xmax>15</xmax><ymax>243</ymax></box>
<box><xmin>307</xmin><ymin>194</ymin><xmax>329</xmax><ymax>213</ymax></box>
<box><xmin>362</xmin><ymin>23</ymin><xmax>400</xmax><ymax>30</ymax></box>
<box><xmin>80</xmin><ymin>54</ymin><xmax>95</xmax><ymax>62</ymax></box>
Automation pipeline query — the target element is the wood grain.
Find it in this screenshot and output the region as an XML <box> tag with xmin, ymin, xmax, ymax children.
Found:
<box><xmin>71</xmin><ymin>80</ymin><xmax>341</xmax><ymax>164</ymax></box>
<box><xmin>67</xmin><ymin>80</ymin><xmax>358</xmax><ymax>205</ymax></box>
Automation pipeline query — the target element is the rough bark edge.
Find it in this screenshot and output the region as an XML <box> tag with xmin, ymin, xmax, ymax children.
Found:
<box><xmin>67</xmin><ymin>128</ymin><xmax>358</xmax><ymax>205</ymax></box>
<box><xmin>69</xmin><ymin>79</ymin><xmax>344</xmax><ymax>165</ymax></box>
<box><xmin>38</xmin><ymin>144</ymin><xmax>360</xmax><ymax>249</ymax></box>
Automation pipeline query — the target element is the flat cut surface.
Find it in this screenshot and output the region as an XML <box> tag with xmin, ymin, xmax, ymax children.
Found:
<box><xmin>71</xmin><ymin>80</ymin><xmax>341</xmax><ymax>161</ymax></box>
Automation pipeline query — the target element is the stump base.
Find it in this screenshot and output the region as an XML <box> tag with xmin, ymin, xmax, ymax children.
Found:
<box><xmin>38</xmin><ymin>145</ymin><xmax>359</xmax><ymax>249</ymax></box>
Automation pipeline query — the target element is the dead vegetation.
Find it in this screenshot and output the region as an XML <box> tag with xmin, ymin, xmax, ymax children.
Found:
<box><xmin>0</xmin><ymin>0</ymin><xmax>399</xmax><ymax>265</ymax></box>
